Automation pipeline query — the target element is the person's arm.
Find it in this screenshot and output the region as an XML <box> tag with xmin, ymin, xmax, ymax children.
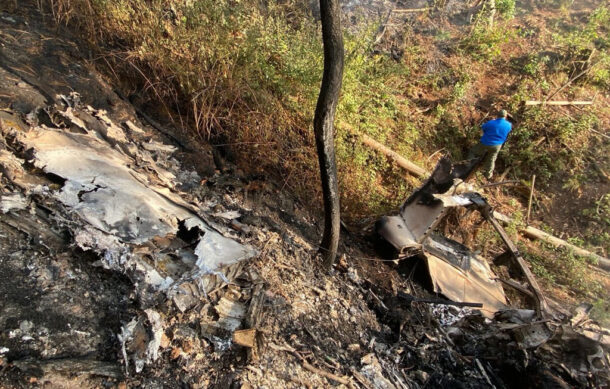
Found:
<box><xmin>481</xmin><ymin>120</ymin><xmax>490</xmax><ymax>134</ymax></box>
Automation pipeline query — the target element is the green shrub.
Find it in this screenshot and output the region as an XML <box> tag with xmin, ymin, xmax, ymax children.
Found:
<box><xmin>459</xmin><ymin>26</ymin><xmax>514</xmax><ymax>63</ymax></box>
<box><xmin>496</xmin><ymin>0</ymin><xmax>516</xmax><ymax>20</ymax></box>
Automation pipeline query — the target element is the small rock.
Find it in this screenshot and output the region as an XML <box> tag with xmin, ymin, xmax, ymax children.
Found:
<box><xmin>160</xmin><ymin>333</ymin><xmax>171</xmax><ymax>348</ymax></box>
<box><xmin>329</xmin><ymin>308</ymin><xmax>339</xmax><ymax>320</ymax></box>
<box><xmin>347</xmin><ymin>267</ymin><xmax>361</xmax><ymax>284</ymax></box>
<box><xmin>361</xmin><ymin>353</ymin><xmax>375</xmax><ymax>365</ymax></box>
<box><xmin>374</xmin><ymin>342</ymin><xmax>389</xmax><ymax>354</ymax></box>
<box><xmin>170</xmin><ymin>347</ymin><xmax>182</xmax><ymax>360</ymax></box>
<box><xmin>19</xmin><ymin>320</ymin><xmax>34</xmax><ymax>334</ymax></box>
<box><xmin>415</xmin><ymin>370</ymin><xmax>430</xmax><ymax>383</ymax></box>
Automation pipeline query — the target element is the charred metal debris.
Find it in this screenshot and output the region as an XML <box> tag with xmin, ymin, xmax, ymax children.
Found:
<box><xmin>376</xmin><ymin>157</ymin><xmax>547</xmax><ymax>318</ymax></box>
<box><xmin>372</xmin><ymin>157</ymin><xmax>609</xmax><ymax>386</ymax></box>
<box><xmin>0</xmin><ymin>94</ymin><xmax>259</xmax><ymax>375</ymax></box>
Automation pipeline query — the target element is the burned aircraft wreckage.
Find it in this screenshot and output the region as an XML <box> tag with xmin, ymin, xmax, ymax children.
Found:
<box><xmin>376</xmin><ymin>157</ymin><xmax>549</xmax><ymax>318</ymax></box>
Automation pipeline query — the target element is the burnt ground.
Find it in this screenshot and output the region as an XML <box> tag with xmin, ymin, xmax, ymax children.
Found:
<box><xmin>0</xmin><ymin>2</ymin><xmax>608</xmax><ymax>389</ymax></box>
<box><xmin>0</xmin><ymin>210</ymin><xmax>135</xmax><ymax>387</ymax></box>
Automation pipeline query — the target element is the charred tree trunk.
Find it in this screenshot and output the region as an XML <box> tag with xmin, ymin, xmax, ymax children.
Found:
<box><xmin>314</xmin><ymin>0</ymin><xmax>344</xmax><ymax>269</ymax></box>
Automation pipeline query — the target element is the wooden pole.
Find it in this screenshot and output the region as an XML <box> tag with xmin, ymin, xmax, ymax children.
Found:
<box><xmin>392</xmin><ymin>7</ymin><xmax>430</xmax><ymax>13</ymax></box>
<box><xmin>526</xmin><ymin>175</ymin><xmax>535</xmax><ymax>225</ymax></box>
<box><xmin>524</xmin><ymin>101</ymin><xmax>593</xmax><ymax>106</ymax></box>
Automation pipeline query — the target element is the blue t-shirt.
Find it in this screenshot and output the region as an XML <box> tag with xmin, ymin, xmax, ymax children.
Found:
<box><xmin>480</xmin><ymin>118</ymin><xmax>512</xmax><ymax>146</ymax></box>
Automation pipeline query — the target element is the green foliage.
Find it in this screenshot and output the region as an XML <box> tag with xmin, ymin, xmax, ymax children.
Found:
<box><xmin>53</xmin><ymin>0</ymin><xmax>422</xmax><ymax>214</ymax></box>
<box><xmin>53</xmin><ymin>0</ymin><xmax>609</xmax><ymax>318</ymax></box>
<box><xmin>459</xmin><ymin>26</ymin><xmax>514</xmax><ymax>62</ymax></box>
<box><xmin>552</xmin><ymin>5</ymin><xmax>610</xmax><ymax>89</ymax></box>
<box><xmin>450</xmin><ymin>71</ymin><xmax>472</xmax><ymax>102</ymax></box>
<box><xmin>525</xmin><ymin>244</ymin><xmax>604</xmax><ymax>298</ymax></box>
<box><xmin>52</xmin><ymin>0</ymin><xmax>609</xmax><ymax>230</ymax></box>
<box><xmin>522</xmin><ymin>54</ymin><xmax>550</xmax><ymax>77</ymax></box>
<box><xmin>582</xmin><ymin>193</ymin><xmax>610</xmax><ymax>251</ymax></box>
<box><xmin>582</xmin><ymin>194</ymin><xmax>610</xmax><ymax>230</ymax></box>
<box><xmin>590</xmin><ymin>50</ymin><xmax>610</xmax><ymax>89</ymax></box>
<box><xmin>435</xmin><ymin>30</ymin><xmax>451</xmax><ymax>42</ymax></box>
<box><xmin>496</xmin><ymin>0</ymin><xmax>516</xmax><ymax>20</ymax></box>
<box><xmin>590</xmin><ymin>298</ymin><xmax>610</xmax><ymax>326</ymax></box>
<box><xmin>503</xmin><ymin>108</ymin><xmax>597</xmax><ymax>182</ymax></box>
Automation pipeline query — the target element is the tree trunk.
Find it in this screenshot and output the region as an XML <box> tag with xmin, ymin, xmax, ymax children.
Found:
<box><xmin>314</xmin><ymin>0</ymin><xmax>344</xmax><ymax>270</ymax></box>
<box><xmin>487</xmin><ymin>0</ymin><xmax>496</xmax><ymax>28</ymax></box>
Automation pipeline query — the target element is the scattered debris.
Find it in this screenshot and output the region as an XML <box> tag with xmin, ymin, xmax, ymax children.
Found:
<box><xmin>1</xmin><ymin>95</ymin><xmax>258</xmax><ymax>374</ymax></box>
<box><xmin>0</xmin><ymin>7</ymin><xmax>607</xmax><ymax>386</ymax></box>
<box><xmin>0</xmin><ymin>192</ymin><xmax>27</xmax><ymax>213</ymax></box>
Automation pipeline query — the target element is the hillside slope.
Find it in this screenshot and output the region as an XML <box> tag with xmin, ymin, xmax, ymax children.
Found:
<box><xmin>0</xmin><ymin>1</ymin><xmax>608</xmax><ymax>388</ymax></box>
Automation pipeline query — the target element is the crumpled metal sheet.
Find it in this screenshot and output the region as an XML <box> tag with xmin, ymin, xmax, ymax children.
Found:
<box><xmin>376</xmin><ymin>157</ymin><xmax>507</xmax><ymax>316</ymax></box>
<box><xmin>377</xmin><ymin>158</ymin><xmax>479</xmax><ymax>252</ymax></box>
<box><xmin>0</xmin><ymin>192</ymin><xmax>28</xmax><ymax>213</ymax></box>
<box><xmin>423</xmin><ymin>236</ymin><xmax>507</xmax><ymax>317</ymax></box>
<box><xmin>12</xmin><ymin>100</ymin><xmax>256</xmax><ymax>309</ymax></box>
<box><xmin>5</xmin><ymin>97</ymin><xmax>260</xmax><ymax>372</ymax></box>
<box><xmin>22</xmin><ymin>128</ymin><xmax>192</xmax><ymax>243</ymax></box>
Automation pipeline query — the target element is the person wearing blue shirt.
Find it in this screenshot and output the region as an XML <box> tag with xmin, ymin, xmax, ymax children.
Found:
<box><xmin>468</xmin><ymin>109</ymin><xmax>513</xmax><ymax>179</ymax></box>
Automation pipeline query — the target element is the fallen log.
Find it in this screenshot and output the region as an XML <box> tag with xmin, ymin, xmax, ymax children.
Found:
<box><xmin>524</xmin><ymin>101</ymin><xmax>593</xmax><ymax>106</ymax></box>
<box><xmin>392</xmin><ymin>7</ymin><xmax>430</xmax><ymax>13</ymax></box>
<box><xmin>493</xmin><ymin>212</ymin><xmax>610</xmax><ymax>272</ymax></box>
<box><xmin>342</xmin><ymin>125</ymin><xmax>427</xmax><ymax>177</ymax></box>
<box><xmin>346</xmin><ymin>129</ymin><xmax>610</xmax><ymax>272</ymax></box>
